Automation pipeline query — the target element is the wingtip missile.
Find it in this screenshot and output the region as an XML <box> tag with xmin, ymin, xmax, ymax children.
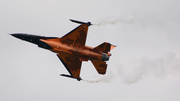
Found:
<box><xmin>70</xmin><ymin>19</ymin><xmax>92</xmax><ymax>26</ymax></box>
<box><xmin>60</xmin><ymin>74</ymin><xmax>82</xmax><ymax>81</ymax></box>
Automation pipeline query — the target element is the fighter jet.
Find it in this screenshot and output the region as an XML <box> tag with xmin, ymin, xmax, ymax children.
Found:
<box><xmin>11</xmin><ymin>19</ymin><xmax>116</xmax><ymax>81</ymax></box>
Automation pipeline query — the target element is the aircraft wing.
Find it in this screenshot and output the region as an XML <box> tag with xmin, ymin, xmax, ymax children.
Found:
<box><xmin>60</xmin><ymin>24</ymin><xmax>89</xmax><ymax>48</ymax></box>
<box><xmin>57</xmin><ymin>51</ymin><xmax>82</xmax><ymax>80</ymax></box>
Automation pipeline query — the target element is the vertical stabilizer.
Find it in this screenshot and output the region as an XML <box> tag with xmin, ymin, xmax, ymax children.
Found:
<box><xmin>94</xmin><ymin>42</ymin><xmax>116</xmax><ymax>53</ymax></box>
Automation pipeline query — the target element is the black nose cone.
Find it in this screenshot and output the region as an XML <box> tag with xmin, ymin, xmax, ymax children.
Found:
<box><xmin>11</xmin><ymin>33</ymin><xmax>40</xmax><ymax>45</ymax></box>
<box><xmin>11</xmin><ymin>33</ymin><xmax>25</xmax><ymax>39</ymax></box>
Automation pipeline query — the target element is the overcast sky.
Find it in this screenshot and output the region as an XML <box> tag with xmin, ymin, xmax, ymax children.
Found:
<box><xmin>1</xmin><ymin>0</ymin><xmax>180</xmax><ymax>101</ymax></box>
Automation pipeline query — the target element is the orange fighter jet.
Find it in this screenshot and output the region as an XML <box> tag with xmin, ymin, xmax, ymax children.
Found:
<box><xmin>11</xmin><ymin>19</ymin><xmax>116</xmax><ymax>81</ymax></box>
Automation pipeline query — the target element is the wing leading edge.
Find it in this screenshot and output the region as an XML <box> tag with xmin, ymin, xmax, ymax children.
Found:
<box><xmin>60</xmin><ymin>24</ymin><xmax>89</xmax><ymax>48</ymax></box>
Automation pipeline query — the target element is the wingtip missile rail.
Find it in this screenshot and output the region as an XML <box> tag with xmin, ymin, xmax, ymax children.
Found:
<box><xmin>70</xmin><ymin>19</ymin><xmax>92</xmax><ymax>26</ymax></box>
<box><xmin>60</xmin><ymin>74</ymin><xmax>82</xmax><ymax>81</ymax></box>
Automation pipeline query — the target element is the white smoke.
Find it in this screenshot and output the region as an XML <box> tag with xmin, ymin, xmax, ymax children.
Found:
<box><xmin>93</xmin><ymin>15</ymin><xmax>134</xmax><ymax>26</ymax></box>
<box><xmin>93</xmin><ymin>12</ymin><xmax>179</xmax><ymax>29</ymax></box>
<box><xmin>83</xmin><ymin>52</ymin><xmax>180</xmax><ymax>84</ymax></box>
<box><xmin>83</xmin><ymin>71</ymin><xmax>114</xmax><ymax>83</ymax></box>
<box><xmin>84</xmin><ymin>12</ymin><xmax>180</xmax><ymax>83</ymax></box>
<box><xmin>118</xmin><ymin>52</ymin><xmax>180</xmax><ymax>84</ymax></box>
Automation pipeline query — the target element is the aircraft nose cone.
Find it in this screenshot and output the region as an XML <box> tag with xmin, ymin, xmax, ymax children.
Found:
<box><xmin>10</xmin><ymin>33</ymin><xmax>40</xmax><ymax>45</ymax></box>
<box><xmin>11</xmin><ymin>33</ymin><xmax>24</xmax><ymax>39</ymax></box>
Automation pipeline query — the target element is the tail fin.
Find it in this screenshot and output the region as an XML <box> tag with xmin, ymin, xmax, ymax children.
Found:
<box><xmin>91</xmin><ymin>60</ymin><xmax>107</xmax><ymax>74</ymax></box>
<box><xmin>94</xmin><ymin>42</ymin><xmax>116</xmax><ymax>53</ymax></box>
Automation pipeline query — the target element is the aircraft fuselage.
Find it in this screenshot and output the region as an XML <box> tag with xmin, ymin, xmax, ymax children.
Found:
<box><xmin>11</xmin><ymin>33</ymin><xmax>110</xmax><ymax>62</ymax></box>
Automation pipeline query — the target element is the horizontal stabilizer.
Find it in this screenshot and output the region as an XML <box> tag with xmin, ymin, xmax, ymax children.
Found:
<box><xmin>91</xmin><ymin>60</ymin><xmax>107</xmax><ymax>74</ymax></box>
<box><xmin>70</xmin><ymin>19</ymin><xmax>92</xmax><ymax>26</ymax></box>
<box><xmin>60</xmin><ymin>74</ymin><xmax>82</xmax><ymax>81</ymax></box>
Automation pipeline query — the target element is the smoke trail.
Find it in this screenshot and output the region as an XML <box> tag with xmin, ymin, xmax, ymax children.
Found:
<box><xmin>93</xmin><ymin>15</ymin><xmax>134</xmax><ymax>26</ymax></box>
<box><xmin>117</xmin><ymin>52</ymin><xmax>180</xmax><ymax>84</ymax></box>
<box><xmin>117</xmin><ymin>65</ymin><xmax>144</xmax><ymax>84</ymax></box>
<box><xmin>83</xmin><ymin>52</ymin><xmax>180</xmax><ymax>84</ymax></box>
<box><xmin>83</xmin><ymin>71</ymin><xmax>114</xmax><ymax>83</ymax></box>
<box><xmin>93</xmin><ymin>12</ymin><xmax>179</xmax><ymax>28</ymax></box>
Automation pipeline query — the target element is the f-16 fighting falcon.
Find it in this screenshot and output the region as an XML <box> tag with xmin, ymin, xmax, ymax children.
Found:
<box><xmin>11</xmin><ymin>19</ymin><xmax>116</xmax><ymax>81</ymax></box>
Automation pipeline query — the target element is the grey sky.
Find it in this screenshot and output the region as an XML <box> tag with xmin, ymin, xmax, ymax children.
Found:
<box><xmin>1</xmin><ymin>0</ymin><xmax>180</xmax><ymax>101</ymax></box>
